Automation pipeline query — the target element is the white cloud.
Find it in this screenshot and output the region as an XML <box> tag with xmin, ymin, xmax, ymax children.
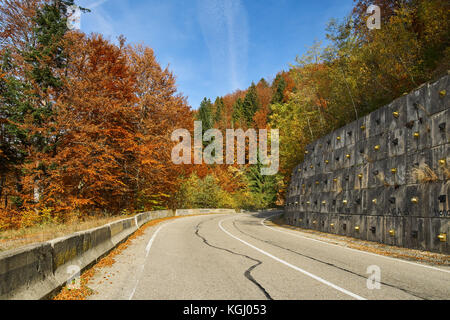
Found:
<box><xmin>196</xmin><ymin>0</ymin><xmax>249</xmax><ymax>91</ymax></box>
<box><xmin>82</xmin><ymin>0</ymin><xmax>109</xmax><ymax>9</ymax></box>
<box><xmin>78</xmin><ymin>0</ymin><xmax>114</xmax><ymax>37</ymax></box>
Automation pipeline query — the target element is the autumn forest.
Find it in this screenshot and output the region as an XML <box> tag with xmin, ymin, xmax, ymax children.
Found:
<box><xmin>0</xmin><ymin>0</ymin><xmax>448</xmax><ymax>230</ymax></box>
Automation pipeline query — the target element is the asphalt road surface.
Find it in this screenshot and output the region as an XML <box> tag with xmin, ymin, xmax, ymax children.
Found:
<box><xmin>88</xmin><ymin>213</ymin><xmax>450</xmax><ymax>300</ymax></box>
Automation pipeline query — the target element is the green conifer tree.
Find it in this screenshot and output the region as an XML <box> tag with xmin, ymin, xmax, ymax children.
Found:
<box><xmin>242</xmin><ymin>82</ymin><xmax>260</xmax><ymax>126</ymax></box>
<box><xmin>271</xmin><ymin>74</ymin><xmax>286</xmax><ymax>104</ymax></box>
<box><xmin>213</xmin><ymin>97</ymin><xmax>224</xmax><ymax>124</ymax></box>
<box><xmin>232</xmin><ymin>98</ymin><xmax>244</xmax><ymax>126</ymax></box>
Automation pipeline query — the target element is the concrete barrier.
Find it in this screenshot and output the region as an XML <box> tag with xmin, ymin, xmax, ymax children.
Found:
<box><xmin>135</xmin><ymin>212</ymin><xmax>148</xmax><ymax>227</ymax></box>
<box><xmin>50</xmin><ymin>225</ymin><xmax>114</xmax><ymax>294</ymax></box>
<box><xmin>149</xmin><ymin>210</ymin><xmax>175</xmax><ymax>220</ymax></box>
<box><xmin>0</xmin><ymin>208</ymin><xmax>233</xmax><ymax>300</ymax></box>
<box><xmin>108</xmin><ymin>217</ymin><xmax>137</xmax><ymax>246</ymax></box>
<box><xmin>0</xmin><ymin>243</ymin><xmax>55</xmax><ymax>300</ymax></box>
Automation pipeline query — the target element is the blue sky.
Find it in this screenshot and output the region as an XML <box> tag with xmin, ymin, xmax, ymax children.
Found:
<box><xmin>77</xmin><ymin>0</ymin><xmax>355</xmax><ymax>109</ymax></box>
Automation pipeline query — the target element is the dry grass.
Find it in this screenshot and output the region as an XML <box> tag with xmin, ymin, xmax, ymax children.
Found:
<box><xmin>412</xmin><ymin>164</ymin><xmax>439</xmax><ymax>183</ymax></box>
<box><xmin>0</xmin><ymin>214</ymin><xmax>135</xmax><ymax>252</ymax></box>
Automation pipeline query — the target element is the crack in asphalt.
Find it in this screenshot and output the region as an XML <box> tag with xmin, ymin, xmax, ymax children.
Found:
<box><xmin>233</xmin><ymin>219</ymin><xmax>427</xmax><ymax>300</ymax></box>
<box><xmin>194</xmin><ymin>220</ymin><xmax>273</xmax><ymax>300</ymax></box>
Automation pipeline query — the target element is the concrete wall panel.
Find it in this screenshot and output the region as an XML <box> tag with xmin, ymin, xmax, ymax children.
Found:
<box><xmin>285</xmin><ymin>75</ymin><xmax>449</xmax><ymax>253</ymax></box>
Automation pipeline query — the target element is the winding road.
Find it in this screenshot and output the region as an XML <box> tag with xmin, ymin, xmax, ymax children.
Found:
<box><xmin>87</xmin><ymin>212</ymin><xmax>450</xmax><ymax>300</ymax></box>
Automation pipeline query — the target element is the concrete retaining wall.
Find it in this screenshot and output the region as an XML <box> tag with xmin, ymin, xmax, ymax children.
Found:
<box><xmin>0</xmin><ymin>208</ymin><xmax>233</xmax><ymax>300</ymax></box>
<box><xmin>285</xmin><ymin>75</ymin><xmax>449</xmax><ymax>254</ymax></box>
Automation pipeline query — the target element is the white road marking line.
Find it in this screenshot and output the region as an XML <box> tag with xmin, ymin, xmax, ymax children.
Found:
<box><xmin>261</xmin><ymin>214</ymin><xmax>450</xmax><ymax>274</ymax></box>
<box><xmin>129</xmin><ymin>224</ymin><xmax>166</xmax><ymax>300</ymax></box>
<box><xmin>129</xmin><ymin>214</ymin><xmax>228</xmax><ymax>299</ymax></box>
<box><xmin>219</xmin><ymin>216</ymin><xmax>366</xmax><ymax>300</ymax></box>
<box><xmin>128</xmin><ymin>214</ymin><xmax>223</xmax><ymax>300</ymax></box>
<box><xmin>146</xmin><ymin>225</ymin><xmax>164</xmax><ymax>254</ymax></box>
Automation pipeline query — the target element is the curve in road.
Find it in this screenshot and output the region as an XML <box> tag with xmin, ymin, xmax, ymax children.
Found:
<box><xmin>87</xmin><ymin>213</ymin><xmax>450</xmax><ymax>300</ymax></box>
